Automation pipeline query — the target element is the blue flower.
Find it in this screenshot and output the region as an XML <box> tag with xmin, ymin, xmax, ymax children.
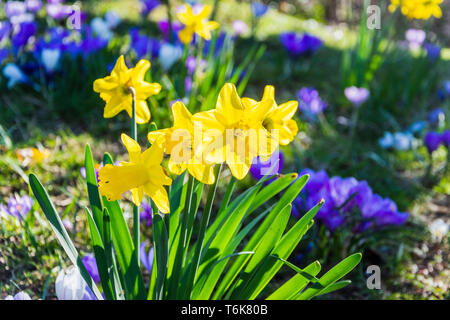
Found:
<box><xmin>140</xmin><ymin>0</ymin><xmax>160</xmax><ymax>17</ymax></box>
<box><xmin>11</xmin><ymin>21</ymin><xmax>37</xmax><ymax>51</ymax></box>
<box><xmin>280</xmin><ymin>32</ymin><xmax>322</xmax><ymax>57</ymax></box>
<box><xmin>249</xmin><ymin>151</ymin><xmax>284</xmax><ymax>180</ymax></box>
<box><xmin>140</xmin><ymin>200</ymin><xmax>152</xmax><ymax>227</ymax></box>
<box><xmin>297</xmin><ymin>87</ymin><xmax>327</xmax><ymax>118</ymax></box>
<box><xmin>2</xmin><ymin>63</ymin><xmax>28</xmax><ymax>88</ymax></box>
<box><xmin>379</xmin><ymin>131</ymin><xmax>394</xmax><ymax>149</ymax></box>
<box><xmin>140</xmin><ymin>241</ymin><xmax>154</xmax><ymax>273</ymax></box>
<box><xmin>424</xmin><ymin>43</ymin><xmax>441</xmax><ymax>61</ymax></box>
<box><xmin>158</xmin><ymin>42</ymin><xmax>182</xmax><ymax>70</ymax></box>
<box><xmin>82</xmin><ymin>253</ymin><xmax>100</xmax><ymax>283</ymax></box>
<box><xmin>251</xmin><ymin>2</ymin><xmax>268</xmax><ymax>18</ymax></box>
<box><xmin>424</xmin><ymin>131</ymin><xmax>442</xmax><ymax>154</ymax></box>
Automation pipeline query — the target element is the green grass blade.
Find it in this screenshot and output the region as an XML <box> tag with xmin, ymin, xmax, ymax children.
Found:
<box><xmin>152</xmin><ymin>213</ymin><xmax>169</xmax><ymax>300</ymax></box>
<box><xmin>84</xmin><ymin>144</ymin><xmax>104</xmax><ymax>237</ymax></box>
<box><xmin>29</xmin><ymin>173</ymin><xmax>103</xmax><ymax>300</ymax></box>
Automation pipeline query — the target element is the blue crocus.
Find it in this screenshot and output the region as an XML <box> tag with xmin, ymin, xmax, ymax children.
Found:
<box><xmin>0</xmin><ymin>21</ymin><xmax>12</xmax><ymax>41</ymax></box>
<box><xmin>442</xmin><ymin>130</ymin><xmax>450</xmax><ymax>148</ymax></box>
<box><xmin>424</xmin><ymin>131</ymin><xmax>442</xmax><ymax>154</ymax></box>
<box><xmin>140</xmin><ymin>241</ymin><xmax>154</xmax><ymax>273</ymax></box>
<box><xmin>82</xmin><ymin>253</ymin><xmax>100</xmax><ymax>283</ymax></box>
<box><xmin>249</xmin><ymin>151</ymin><xmax>284</xmax><ymax>180</ymax></box>
<box><xmin>140</xmin><ymin>0</ymin><xmax>160</xmax><ymax>17</ymax></box>
<box><xmin>2</xmin><ymin>63</ymin><xmax>28</xmax><ymax>88</ymax></box>
<box><xmin>5</xmin><ymin>1</ymin><xmax>27</xmax><ymax>19</ymax></box>
<box><xmin>129</xmin><ymin>28</ymin><xmax>160</xmax><ymax>60</ymax></box>
<box><xmin>428</xmin><ymin>108</ymin><xmax>445</xmax><ymax>125</ymax></box>
<box><xmin>424</xmin><ymin>43</ymin><xmax>441</xmax><ymax>61</ymax></box>
<box><xmin>0</xmin><ymin>48</ymin><xmax>10</xmax><ymax>65</ymax></box>
<box><xmin>328</xmin><ymin>176</ymin><xmax>358</xmax><ymax>208</ymax></box>
<box><xmin>41</xmin><ymin>48</ymin><xmax>61</xmax><ymax>73</ymax></box>
<box><xmin>26</xmin><ymin>0</ymin><xmax>43</xmax><ymax>13</ymax></box>
<box><xmin>140</xmin><ymin>200</ymin><xmax>152</xmax><ymax>227</ymax></box>
<box><xmin>297</xmin><ymin>87</ymin><xmax>327</xmax><ymax>118</ymax></box>
<box><xmin>11</xmin><ymin>21</ymin><xmax>37</xmax><ymax>50</ymax></box>
<box><xmin>158</xmin><ymin>42</ymin><xmax>182</xmax><ymax>70</ymax></box>
<box><xmin>379</xmin><ymin>131</ymin><xmax>394</xmax><ymax>149</ymax></box>
<box><xmin>280</xmin><ymin>32</ymin><xmax>322</xmax><ymax>57</ymax></box>
<box><xmin>393</xmin><ymin>132</ymin><xmax>414</xmax><ymax>151</ymax></box>
<box><xmin>408</xmin><ymin>121</ymin><xmax>426</xmax><ymax>133</ymax></box>
<box><xmin>251</xmin><ymin>2</ymin><xmax>268</xmax><ymax>17</ymax></box>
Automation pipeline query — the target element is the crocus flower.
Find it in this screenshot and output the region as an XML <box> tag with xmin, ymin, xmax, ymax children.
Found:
<box><xmin>105</xmin><ymin>11</ymin><xmax>121</xmax><ymax>29</ymax></box>
<box><xmin>251</xmin><ymin>2</ymin><xmax>268</xmax><ymax>17</ymax></box>
<box><xmin>129</xmin><ymin>28</ymin><xmax>160</xmax><ymax>60</ymax></box>
<box><xmin>379</xmin><ymin>131</ymin><xmax>394</xmax><ymax>149</ymax></box>
<box><xmin>11</xmin><ymin>21</ymin><xmax>36</xmax><ymax>50</ymax></box>
<box><xmin>0</xmin><ymin>21</ymin><xmax>12</xmax><ymax>41</ymax></box>
<box><xmin>0</xmin><ymin>194</ymin><xmax>33</xmax><ymax>221</ymax></box>
<box><xmin>5</xmin><ymin>291</ymin><xmax>32</xmax><ymax>300</ymax></box>
<box><xmin>41</xmin><ymin>48</ymin><xmax>60</xmax><ymax>73</ymax></box>
<box><xmin>249</xmin><ymin>151</ymin><xmax>284</xmax><ymax>180</ymax></box>
<box><xmin>46</xmin><ymin>2</ymin><xmax>72</xmax><ymax>20</ymax></box>
<box><xmin>297</xmin><ymin>87</ymin><xmax>327</xmax><ymax>117</ymax></box>
<box><xmin>82</xmin><ymin>254</ymin><xmax>100</xmax><ymax>283</ymax></box>
<box><xmin>329</xmin><ymin>176</ymin><xmax>358</xmax><ymax>208</ymax></box>
<box><xmin>140</xmin><ymin>200</ymin><xmax>152</xmax><ymax>227</ymax></box>
<box><xmin>158</xmin><ymin>42</ymin><xmax>182</xmax><ymax>70</ymax></box>
<box><xmin>232</xmin><ymin>20</ymin><xmax>249</xmax><ymax>36</ymax></box>
<box><xmin>93</xmin><ymin>55</ymin><xmax>162</xmax><ymax>124</ymax></box>
<box><xmin>442</xmin><ymin>130</ymin><xmax>450</xmax><ymax>148</ymax></box>
<box><xmin>184</xmin><ymin>76</ymin><xmax>192</xmax><ymax>93</ymax></box>
<box><xmin>3</xmin><ymin>63</ymin><xmax>28</xmax><ymax>88</ymax></box>
<box><xmin>158</xmin><ymin>20</ymin><xmax>183</xmax><ymax>42</ymax></box>
<box><xmin>0</xmin><ymin>48</ymin><xmax>10</xmax><ymax>65</ymax></box>
<box><xmin>393</xmin><ymin>132</ymin><xmax>414</xmax><ymax>151</ymax></box>
<box><xmin>98</xmin><ymin>134</ymin><xmax>172</xmax><ymax>212</ymax></box>
<box><xmin>140</xmin><ymin>242</ymin><xmax>154</xmax><ymax>273</ymax></box>
<box><xmin>424</xmin><ymin>43</ymin><xmax>441</xmax><ymax>61</ymax></box>
<box><xmin>140</xmin><ymin>0</ymin><xmax>160</xmax><ymax>17</ymax></box>
<box><xmin>176</xmin><ymin>4</ymin><xmax>219</xmax><ymax>44</ymax></box>
<box><xmin>344</xmin><ymin>86</ymin><xmax>370</xmax><ymax>107</ymax></box>
<box><xmin>185</xmin><ymin>56</ymin><xmax>196</xmax><ymax>74</ymax></box>
<box><xmin>405</xmin><ymin>28</ymin><xmax>426</xmax><ymax>50</ymax></box>
<box><xmin>26</xmin><ymin>0</ymin><xmax>43</xmax><ymax>13</ymax></box>
<box><xmin>5</xmin><ymin>1</ymin><xmax>27</xmax><ymax>19</ymax></box>
<box><xmin>55</xmin><ymin>266</ymin><xmax>87</xmax><ymax>300</ymax></box>
<box><xmin>90</xmin><ymin>17</ymin><xmax>113</xmax><ymax>41</ymax></box>
<box><xmin>424</xmin><ymin>131</ymin><xmax>442</xmax><ymax>154</ymax></box>
<box><xmin>409</xmin><ymin>120</ymin><xmax>426</xmax><ymax>133</ymax></box>
<box><xmin>280</xmin><ymin>32</ymin><xmax>322</xmax><ymax>57</ymax></box>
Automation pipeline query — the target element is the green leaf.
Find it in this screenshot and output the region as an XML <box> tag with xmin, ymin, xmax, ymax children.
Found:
<box><xmin>317</xmin><ymin>280</ymin><xmax>352</xmax><ymax>296</ymax></box>
<box><xmin>85</xmin><ymin>144</ymin><xmax>104</xmax><ymax>237</ymax></box>
<box><xmin>29</xmin><ymin>173</ymin><xmax>103</xmax><ymax>300</ymax></box>
<box><xmin>266</xmin><ymin>261</ymin><xmax>321</xmax><ymax>300</ymax></box>
<box><xmin>152</xmin><ymin>213</ymin><xmax>169</xmax><ymax>300</ymax></box>
<box><xmin>296</xmin><ymin>253</ymin><xmax>362</xmax><ymax>300</ymax></box>
<box><xmin>84</xmin><ymin>207</ymin><xmax>115</xmax><ymax>300</ymax></box>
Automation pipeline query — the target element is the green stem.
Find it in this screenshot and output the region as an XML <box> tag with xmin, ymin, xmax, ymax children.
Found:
<box><xmin>130</xmin><ymin>87</ymin><xmax>140</xmax><ymax>267</ymax></box>
<box><xmin>183</xmin><ymin>164</ymin><xmax>222</xmax><ymax>299</ymax></box>
<box><xmin>168</xmin><ymin>174</ymin><xmax>195</xmax><ymax>299</ymax></box>
<box><xmin>188</xmin><ymin>39</ymin><xmax>205</xmax><ymax>112</ymax></box>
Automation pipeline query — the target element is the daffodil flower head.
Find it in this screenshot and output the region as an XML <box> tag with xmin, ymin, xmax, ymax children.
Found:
<box><xmin>93</xmin><ymin>55</ymin><xmax>162</xmax><ymax>124</ymax></box>
<box><xmin>176</xmin><ymin>4</ymin><xmax>220</xmax><ymax>44</ymax></box>
<box><xmin>148</xmin><ymin>101</ymin><xmax>216</xmax><ymax>184</ymax></box>
<box><xmin>388</xmin><ymin>0</ymin><xmax>443</xmax><ymax>20</ymax></box>
<box><xmin>193</xmin><ymin>83</ymin><xmax>274</xmax><ymax>180</ymax></box>
<box><xmin>98</xmin><ymin>133</ymin><xmax>172</xmax><ymax>213</ymax></box>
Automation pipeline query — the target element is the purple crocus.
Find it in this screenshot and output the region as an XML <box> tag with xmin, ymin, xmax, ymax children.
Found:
<box><xmin>140</xmin><ymin>0</ymin><xmax>160</xmax><ymax>17</ymax></box>
<box><xmin>297</xmin><ymin>87</ymin><xmax>327</xmax><ymax>117</ymax></box>
<box><xmin>442</xmin><ymin>130</ymin><xmax>450</xmax><ymax>148</ymax></box>
<box><xmin>328</xmin><ymin>176</ymin><xmax>359</xmax><ymax>208</ymax></box>
<box><xmin>139</xmin><ymin>241</ymin><xmax>154</xmax><ymax>273</ymax></box>
<box><xmin>251</xmin><ymin>2</ymin><xmax>268</xmax><ymax>17</ymax></box>
<box><xmin>26</xmin><ymin>0</ymin><xmax>43</xmax><ymax>13</ymax></box>
<box><xmin>0</xmin><ymin>21</ymin><xmax>12</xmax><ymax>41</ymax></box>
<box><xmin>424</xmin><ymin>43</ymin><xmax>441</xmax><ymax>61</ymax></box>
<box><xmin>424</xmin><ymin>131</ymin><xmax>442</xmax><ymax>154</ymax></box>
<box><xmin>129</xmin><ymin>28</ymin><xmax>160</xmax><ymax>59</ymax></box>
<box><xmin>11</xmin><ymin>21</ymin><xmax>37</xmax><ymax>50</ymax></box>
<box><xmin>5</xmin><ymin>291</ymin><xmax>32</xmax><ymax>300</ymax></box>
<box><xmin>428</xmin><ymin>108</ymin><xmax>444</xmax><ymax>125</ymax></box>
<box><xmin>46</xmin><ymin>2</ymin><xmax>72</xmax><ymax>20</ymax></box>
<box><xmin>249</xmin><ymin>151</ymin><xmax>284</xmax><ymax>180</ymax></box>
<box><xmin>140</xmin><ymin>201</ymin><xmax>152</xmax><ymax>227</ymax></box>
<box><xmin>5</xmin><ymin>1</ymin><xmax>27</xmax><ymax>19</ymax></box>
<box><xmin>232</xmin><ymin>20</ymin><xmax>249</xmax><ymax>36</ymax></box>
<box><xmin>0</xmin><ymin>194</ymin><xmax>33</xmax><ymax>221</ymax></box>
<box><xmin>82</xmin><ymin>253</ymin><xmax>100</xmax><ymax>283</ymax></box>
<box><xmin>185</xmin><ymin>56</ymin><xmax>196</xmax><ymax>74</ymax></box>
<box><xmin>344</xmin><ymin>86</ymin><xmax>370</xmax><ymax>107</ymax></box>
<box><xmin>280</xmin><ymin>32</ymin><xmax>322</xmax><ymax>57</ymax></box>
<box><xmin>405</xmin><ymin>28</ymin><xmax>426</xmax><ymax>50</ymax></box>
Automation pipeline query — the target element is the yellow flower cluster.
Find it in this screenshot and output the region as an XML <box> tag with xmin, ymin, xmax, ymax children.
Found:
<box><xmin>389</xmin><ymin>0</ymin><xmax>443</xmax><ymax>19</ymax></box>
<box><xmin>94</xmin><ymin>57</ymin><xmax>299</xmax><ymax>214</ymax></box>
<box><xmin>176</xmin><ymin>3</ymin><xmax>219</xmax><ymax>44</ymax></box>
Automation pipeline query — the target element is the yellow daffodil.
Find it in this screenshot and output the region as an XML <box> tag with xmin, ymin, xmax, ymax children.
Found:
<box><xmin>193</xmin><ymin>83</ymin><xmax>274</xmax><ymax>180</ymax></box>
<box><xmin>93</xmin><ymin>55</ymin><xmax>161</xmax><ymax>124</ymax></box>
<box><xmin>176</xmin><ymin>4</ymin><xmax>219</xmax><ymax>44</ymax></box>
<box><xmin>148</xmin><ymin>101</ymin><xmax>216</xmax><ymax>184</ymax></box>
<box><xmin>243</xmin><ymin>85</ymin><xmax>299</xmax><ymax>148</ymax></box>
<box><xmin>98</xmin><ymin>133</ymin><xmax>172</xmax><ymax>213</ymax></box>
<box><xmin>389</xmin><ymin>0</ymin><xmax>443</xmax><ymax>20</ymax></box>
<box><xmin>16</xmin><ymin>147</ymin><xmax>50</xmax><ymax>166</ymax></box>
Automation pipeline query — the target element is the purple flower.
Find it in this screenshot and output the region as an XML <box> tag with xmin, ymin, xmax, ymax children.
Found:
<box><xmin>5</xmin><ymin>1</ymin><xmax>27</xmax><ymax>19</ymax></box>
<box><xmin>5</xmin><ymin>291</ymin><xmax>32</xmax><ymax>300</ymax></box>
<box><xmin>185</xmin><ymin>56</ymin><xmax>196</xmax><ymax>74</ymax></box>
<box><xmin>347</xmin><ymin>180</ymin><xmax>373</xmax><ymax>211</ymax></box>
<box><xmin>203</xmin><ymin>32</ymin><xmax>226</xmax><ymax>57</ymax></box>
<box><xmin>323</xmin><ymin>212</ymin><xmax>346</xmax><ymax>231</ymax></box>
<box><xmin>140</xmin><ymin>0</ymin><xmax>160</xmax><ymax>17</ymax></box>
<box><xmin>3</xmin><ymin>63</ymin><xmax>28</xmax><ymax>87</ymax></box>
<box><xmin>185</xmin><ymin>76</ymin><xmax>193</xmax><ymax>93</ymax></box>
<box><xmin>249</xmin><ymin>151</ymin><xmax>284</xmax><ymax>180</ymax></box>
<box><xmin>158</xmin><ymin>20</ymin><xmax>182</xmax><ymax>42</ymax></box>
<box><xmin>82</xmin><ymin>254</ymin><xmax>100</xmax><ymax>283</ymax></box>
<box><xmin>0</xmin><ymin>21</ymin><xmax>12</xmax><ymax>41</ymax></box>
<box><xmin>424</xmin><ymin>131</ymin><xmax>442</xmax><ymax>154</ymax></box>
<box><xmin>428</xmin><ymin>108</ymin><xmax>444</xmax><ymax>124</ymax></box>
<box><xmin>140</xmin><ymin>201</ymin><xmax>152</xmax><ymax>227</ymax></box>
<box><xmin>0</xmin><ymin>194</ymin><xmax>33</xmax><ymax>221</ymax></box>
<box><xmin>129</xmin><ymin>28</ymin><xmax>160</xmax><ymax>59</ymax></box>
<box><xmin>139</xmin><ymin>242</ymin><xmax>154</xmax><ymax>273</ymax></box>
<box><xmin>46</xmin><ymin>3</ymin><xmax>72</xmax><ymax>20</ymax></box>
<box><xmin>0</xmin><ymin>48</ymin><xmax>10</xmax><ymax>65</ymax></box>
<box><xmin>297</xmin><ymin>87</ymin><xmax>327</xmax><ymax>117</ymax></box>
<box><xmin>405</xmin><ymin>28</ymin><xmax>426</xmax><ymax>50</ymax></box>
<box><xmin>280</xmin><ymin>32</ymin><xmax>322</xmax><ymax>57</ymax></box>
<box><xmin>344</xmin><ymin>86</ymin><xmax>370</xmax><ymax>107</ymax></box>
<box><xmin>375</xmin><ymin>209</ymin><xmax>409</xmax><ymax>227</ymax></box>
<box><xmin>26</xmin><ymin>0</ymin><xmax>43</xmax><ymax>13</ymax></box>
<box><xmin>232</xmin><ymin>20</ymin><xmax>249</xmax><ymax>36</ymax></box>
<box><xmin>329</xmin><ymin>176</ymin><xmax>359</xmax><ymax>208</ymax></box>
<box><xmin>360</xmin><ymin>194</ymin><xmax>392</xmax><ymax>219</ymax></box>
<box><xmin>424</xmin><ymin>43</ymin><xmax>441</xmax><ymax>61</ymax></box>
<box><xmin>251</xmin><ymin>2</ymin><xmax>268</xmax><ymax>17</ymax></box>
<box><xmin>442</xmin><ymin>130</ymin><xmax>450</xmax><ymax>148</ymax></box>
<box><xmin>353</xmin><ymin>220</ymin><xmax>374</xmax><ymax>233</ymax></box>
<box><xmin>301</xmin><ymin>169</ymin><xmax>329</xmax><ymax>194</ymax></box>
<box><xmin>11</xmin><ymin>21</ymin><xmax>37</xmax><ymax>50</ymax></box>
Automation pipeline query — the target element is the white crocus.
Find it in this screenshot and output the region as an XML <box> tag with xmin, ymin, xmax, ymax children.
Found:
<box><xmin>41</xmin><ymin>48</ymin><xmax>61</xmax><ymax>73</ymax></box>
<box><xmin>3</xmin><ymin>63</ymin><xmax>28</xmax><ymax>88</ymax></box>
<box><xmin>55</xmin><ymin>266</ymin><xmax>87</xmax><ymax>300</ymax></box>
<box><xmin>159</xmin><ymin>43</ymin><xmax>182</xmax><ymax>70</ymax></box>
